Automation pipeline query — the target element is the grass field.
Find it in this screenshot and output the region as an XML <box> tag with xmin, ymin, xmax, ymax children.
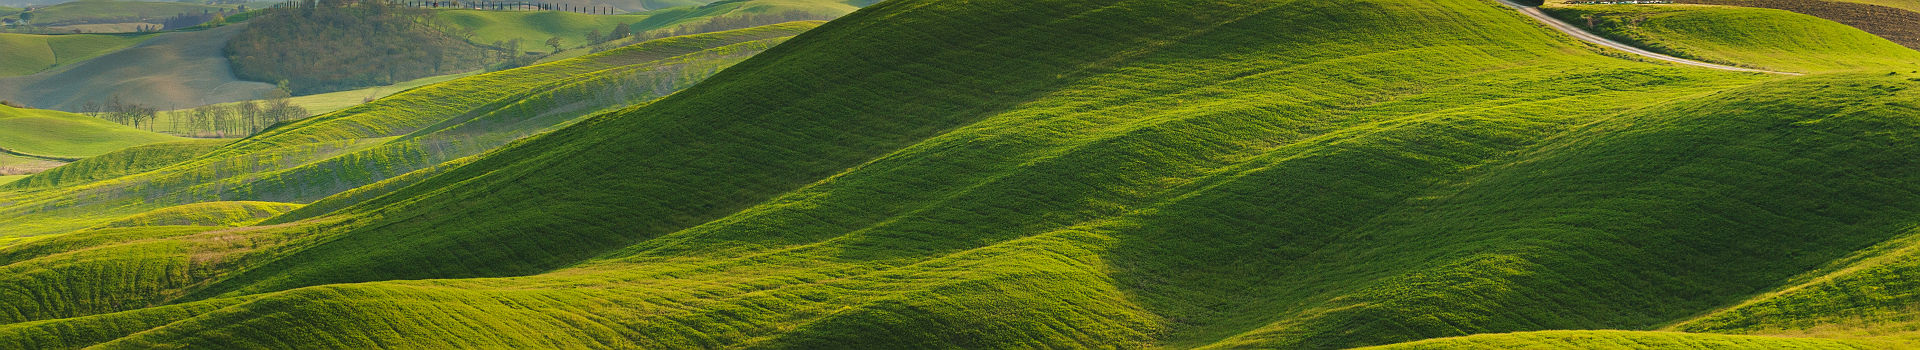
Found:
<box><xmin>152</xmin><ymin>71</ymin><xmax>481</xmax><ymax>135</ymax></box>
<box><xmin>1673</xmin><ymin>0</ymin><xmax>1920</xmax><ymax>49</ymax></box>
<box><xmin>438</xmin><ymin>0</ymin><xmax>856</xmax><ymax>48</ymax></box>
<box><xmin>0</xmin><ymin>24</ymin><xmax>273</xmax><ymax>112</ymax></box>
<box><xmin>1</xmin><ymin>0</ymin><xmax>1919</xmax><ymax>347</ymax></box>
<box><xmin>0</xmin><ymin>33</ymin><xmax>149</xmax><ymax>76</ymax></box>
<box><xmin>0</xmin><ymin>104</ymin><xmax>180</xmax><ymax>159</ymax></box>
<box><xmin>1359</xmin><ymin>330</ymin><xmax>1909</xmax><ymax>349</ymax></box>
<box><xmin>1543</xmin><ymin>4</ymin><xmax>1920</xmax><ymax>73</ymax></box>
<box><xmin>438</xmin><ymin>10</ymin><xmax>652</xmax><ymax>48</ymax></box>
<box><xmin>23</xmin><ymin>0</ymin><xmax>228</xmax><ymax>25</ymax></box>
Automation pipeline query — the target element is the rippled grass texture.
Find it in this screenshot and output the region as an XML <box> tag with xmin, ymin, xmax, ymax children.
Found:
<box><xmin>5</xmin><ymin>0</ymin><xmax>1920</xmax><ymax>348</ymax></box>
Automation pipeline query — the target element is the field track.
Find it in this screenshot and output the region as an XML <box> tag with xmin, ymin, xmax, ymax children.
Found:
<box><xmin>1495</xmin><ymin>0</ymin><xmax>1797</xmax><ymax>74</ymax></box>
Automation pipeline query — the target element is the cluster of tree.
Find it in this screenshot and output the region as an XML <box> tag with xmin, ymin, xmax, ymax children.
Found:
<box><xmin>228</xmin><ymin>0</ymin><xmax>494</xmax><ymax>95</ymax></box>
<box><xmin>159</xmin><ymin>11</ymin><xmax>226</xmax><ymax>30</ymax></box>
<box><xmin>79</xmin><ymin>96</ymin><xmax>160</xmax><ymax>131</ymax></box>
<box><xmin>169</xmin><ymin>98</ymin><xmax>308</xmax><ymax>137</ymax></box>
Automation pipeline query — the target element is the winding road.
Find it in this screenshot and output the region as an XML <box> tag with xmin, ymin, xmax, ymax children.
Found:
<box><xmin>1493</xmin><ymin>0</ymin><xmax>1799</xmax><ymax>75</ymax></box>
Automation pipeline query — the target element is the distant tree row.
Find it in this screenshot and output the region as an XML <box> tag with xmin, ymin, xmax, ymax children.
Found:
<box><xmin>79</xmin><ymin>96</ymin><xmax>160</xmax><ymax>132</ymax></box>
<box><xmin>79</xmin><ymin>94</ymin><xmax>309</xmax><ymax>137</ymax></box>
<box><xmin>169</xmin><ymin>98</ymin><xmax>308</xmax><ymax>137</ymax></box>
<box><xmin>228</xmin><ymin>0</ymin><xmax>493</xmax><ymax>95</ymax></box>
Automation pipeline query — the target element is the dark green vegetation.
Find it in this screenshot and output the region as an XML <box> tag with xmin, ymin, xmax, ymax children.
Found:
<box><xmin>1542</xmin><ymin>4</ymin><xmax>1920</xmax><ymax>73</ymax></box>
<box><xmin>227</xmin><ymin>0</ymin><xmax>492</xmax><ymax>95</ymax></box>
<box><xmin>5</xmin><ymin>0</ymin><xmax>1920</xmax><ymax>348</ymax></box>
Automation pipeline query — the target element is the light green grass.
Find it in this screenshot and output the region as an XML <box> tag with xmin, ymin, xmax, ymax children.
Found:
<box><xmin>98</xmin><ymin>201</ymin><xmax>300</xmax><ymax>228</ymax></box>
<box><xmin>437</xmin><ymin>10</ymin><xmax>651</xmax><ymax>48</ymax></box>
<box><xmin>1542</xmin><ymin>4</ymin><xmax>1920</xmax><ymax>73</ymax></box>
<box><xmin>0</xmin><ymin>33</ymin><xmax>149</xmax><ymax>76</ymax></box>
<box><xmin>154</xmin><ymin>70</ymin><xmax>482</xmax><ymax>134</ymax></box>
<box><xmin>6</xmin><ymin>139</ymin><xmax>226</xmax><ymax>189</ymax></box>
<box><xmin>0</xmin><ymin>175</ymin><xmax>23</xmax><ymax>185</ymax></box>
<box><xmin>0</xmin><ymin>104</ymin><xmax>181</xmax><ymax>159</ymax></box>
<box><xmin>1357</xmin><ymin>330</ymin><xmax>1905</xmax><ymax>349</ymax></box>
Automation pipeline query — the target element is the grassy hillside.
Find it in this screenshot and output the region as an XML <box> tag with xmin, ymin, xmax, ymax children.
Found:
<box><xmin>2</xmin><ymin>0</ymin><xmax>1920</xmax><ymax>348</ymax></box>
<box><xmin>0</xmin><ymin>22</ymin><xmax>819</xmax><ymax>238</ymax></box>
<box><xmin>5</xmin><ymin>139</ymin><xmax>226</xmax><ymax>189</ymax></box>
<box><xmin>1543</xmin><ymin>4</ymin><xmax>1920</xmax><ymax>73</ymax></box>
<box><xmin>23</xmin><ymin>0</ymin><xmax>227</xmax><ymax>25</ymax></box>
<box><xmin>0</xmin><ymin>104</ymin><xmax>180</xmax><ymax>159</ymax></box>
<box><xmin>1359</xmin><ymin>330</ymin><xmax>1904</xmax><ymax>349</ymax></box>
<box><xmin>98</xmin><ymin>201</ymin><xmax>300</xmax><ymax>228</ymax></box>
<box><xmin>438</xmin><ymin>10</ymin><xmax>651</xmax><ymax>48</ymax></box>
<box><xmin>0</xmin><ymin>33</ymin><xmax>148</xmax><ymax>76</ymax></box>
<box><xmin>0</xmin><ymin>24</ymin><xmax>275</xmax><ymax>112</ymax></box>
<box><xmin>439</xmin><ymin>0</ymin><xmax>856</xmax><ymax>50</ymax></box>
<box><xmin>1677</xmin><ymin>0</ymin><xmax>1920</xmax><ymax>49</ymax></box>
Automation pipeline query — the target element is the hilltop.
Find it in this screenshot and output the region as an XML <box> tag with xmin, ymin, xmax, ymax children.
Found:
<box><xmin>2</xmin><ymin>0</ymin><xmax>1920</xmax><ymax>348</ymax></box>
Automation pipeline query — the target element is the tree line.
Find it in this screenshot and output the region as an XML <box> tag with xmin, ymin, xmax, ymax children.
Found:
<box><xmin>79</xmin><ymin>94</ymin><xmax>309</xmax><ymax>138</ymax></box>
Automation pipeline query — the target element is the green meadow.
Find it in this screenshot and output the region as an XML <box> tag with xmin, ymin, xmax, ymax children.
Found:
<box><xmin>2</xmin><ymin>0</ymin><xmax>1920</xmax><ymax>348</ymax></box>
<box><xmin>0</xmin><ymin>104</ymin><xmax>179</xmax><ymax>159</ymax></box>
<box><xmin>0</xmin><ymin>33</ymin><xmax>149</xmax><ymax>76</ymax></box>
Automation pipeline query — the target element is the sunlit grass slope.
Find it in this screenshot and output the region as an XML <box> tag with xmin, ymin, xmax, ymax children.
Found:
<box><xmin>39</xmin><ymin>0</ymin><xmax>1914</xmax><ymax>347</ymax></box>
<box><xmin>440</xmin><ymin>0</ymin><xmax>853</xmax><ymax>47</ymax></box>
<box><xmin>7</xmin><ymin>0</ymin><xmax>1920</xmax><ymax>348</ymax></box>
<box><xmin>1358</xmin><ymin>330</ymin><xmax>1903</xmax><ymax>349</ymax></box>
<box><xmin>97</xmin><ymin>201</ymin><xmax>300</xmax><ymax>228</ymax></box>
<box><xmin>0</xmin><ymin>22</ymin><xmax>818</xmax><ymax>237</ymax></box>
<box><xmin>1543</xmin><ymin>4</ymin><xmax>1920</xmax><ymax>73</ymax></box>
<box><xmin>0</xmin><ymin>105</ymin><xmax>180</xmax><ymax>159</ymax></box>
<box><xmin>0</xmin><ymin>33</ymin><xmax>149</xmax><ymax>77</ymax></box>
<box><xmin>438</xmin><ymin>10</ymin><xmax>651</xmax><ymax>47</ymax></box>
<box><xmin>25</xmin><ymin>0</ymin><xmax>227</xmax><ymax>25</ymax></box>
<box><xmin>6</xmin><ymin>139</ymin><xmax>226</xmax><ymax>189</ymax></box>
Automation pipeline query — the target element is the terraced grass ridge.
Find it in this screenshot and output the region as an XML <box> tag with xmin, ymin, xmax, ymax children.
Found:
<box><xmin>3</xmin><ymin>0</ymin><xmax>1920</xmax><ymax>348</ymax></box>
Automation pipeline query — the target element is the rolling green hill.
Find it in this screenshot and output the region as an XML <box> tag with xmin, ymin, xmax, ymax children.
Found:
<box><xmin>1542</xmin><ymin>4</ymin><xmax>1920</xmax><ymax>73</ymax></box>
<box><xmin>0</xmin><ymin>104</ymin><xmax>180</xmax><ymax>159</ymax></box>
<box><xmin>0</xmin><ymin>33</ymin><xmax>149</xmax><ymax>77</ymax></box>
<box><xmin>438</xmin><ymin>0</ymin><xmax>858</xmax><ymax>49</ymax></box>
<box><xmin>23</xmin><ymin>0</ymin><xmax>228</xmax><ymax>25</ymax></box>
<box><xmin>2</xmin><ymin>0</ymin><xmax>1920</xmax><ymax>348</ymax></box>
<box><xmin>1359</xmin><ymin>330</ymin><xmax>1908</xmax><ymax>349</ymax></box>
<box><xmin>438</xmin><ymin>10</ymin><xmax>651</xmax><ymax>47</ymax></box>
<box><xmin>97</xmin><ymin>201</ymin><xmax>300</xmax><ymax>228</ymax></box>
<box><xmin>0</xmin><ymin>24</ymin><xmax>275</xmax><ymax>112</ymax></box>
<box><xmin>0</xmin><ymin>22</ymin><xmax>820</xmax><ymax>237</ymax></box>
